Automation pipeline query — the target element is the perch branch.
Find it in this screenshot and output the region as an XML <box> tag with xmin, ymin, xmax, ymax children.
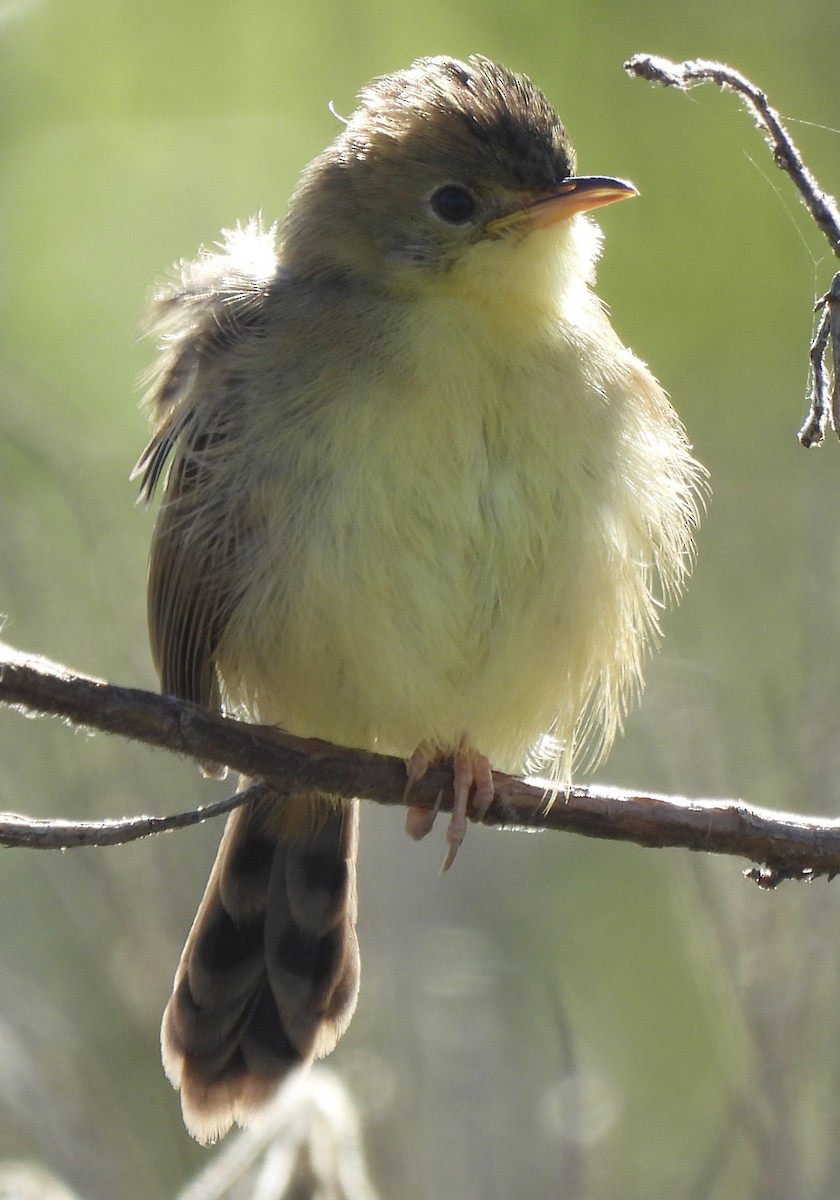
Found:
<box><xmin>1</xmin><ymin>642</ymin><xmax>840</xmax><ymax>887</ymax></box>
<box><xmin>624</xmin><ymin>52</ymin><xmax>840</xmax><ymax>447</ymax></box>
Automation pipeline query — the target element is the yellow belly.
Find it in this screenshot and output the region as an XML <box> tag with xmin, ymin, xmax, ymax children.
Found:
<box><xmin>216</xmin><ymin>306</ymin><xmax>673</xmax><ymax>781</ymax></box>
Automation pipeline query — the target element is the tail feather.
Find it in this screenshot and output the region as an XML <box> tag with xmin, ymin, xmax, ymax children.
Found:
<box><xmin>264</xmin><ymin>802</ymin><xmax>359</xmax><ymax>1059</ymax></box>
<box><xmin>161</xmin><ymin>793</ymin><xmax>359</xmax><ymax>1144</ymax></box>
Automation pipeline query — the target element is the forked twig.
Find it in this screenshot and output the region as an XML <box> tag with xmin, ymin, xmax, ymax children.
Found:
<box><xmin>625</xmin><ymin>53</ymin><xmax>840</xmax><ymax>446</ymax></box>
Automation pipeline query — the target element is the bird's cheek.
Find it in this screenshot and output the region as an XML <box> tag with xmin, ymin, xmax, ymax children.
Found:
<box><xmin>386</xmin><ymin>232</ymin><xmax>441</xmax><ymax>270</ymax></box>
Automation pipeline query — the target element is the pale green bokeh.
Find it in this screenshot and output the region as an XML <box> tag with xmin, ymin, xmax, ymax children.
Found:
<box><xmin>2</xmin><ymin>2</ymin><xmax>840</xmax><ymax>1197</ymax></box>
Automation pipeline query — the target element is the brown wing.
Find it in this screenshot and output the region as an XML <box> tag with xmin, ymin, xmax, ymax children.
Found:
<box><xmin>134</xmin><ymin>332</ymin><xmax>246</xmax><ymax>717</ymax></box>
<box><xmin>134</xmin><ymin>217</ymin><xmax>281</xmax><ymax>713</ymax></box>
<box><xmin>143</xmin><ymin>417</ymin><xmax>239</xmax><ymax>715</ymax></box>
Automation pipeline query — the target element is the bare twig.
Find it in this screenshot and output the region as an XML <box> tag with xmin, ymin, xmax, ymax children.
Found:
<box><xmin>825</xmin><ymin>274</ymin><xmax>840</xmax><ymax>432</ymax></box>
<box><xmin>803</xmin><ymin>300</ymin><xmax>833</xmax><ymax>446</ymax></box>
<box><xmin>624</xmin><ymin>53</ymin><xmax>840</xmax><ymax>447</ymax></box>
<box><xmin>0</xmin><ymin>784</ymin><xmax>262</xmax><ymax>850</ymax></box>
<box><xmin>176</xmin><ymin>1068</ymin><xmax>379</xmax><ymax>1200</ymax></box>
<box><xmin>3</xmin><ymin>642</ymin><xmax>840</xmax><ymax>884</ymax></box>
<box><xmin>800</xmin><ymin>274</ymin><xmax>840</xmax><ymax>446</ymax></box>
<box><xmin>624</xmin><ymin>54</ymin><xmax>840</xmax><ymax>253</ymax></box>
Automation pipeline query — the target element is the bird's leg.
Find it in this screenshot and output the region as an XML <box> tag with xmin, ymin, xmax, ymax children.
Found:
<box><xmin>404</xmin><ymin>747</ymin><xmax>441</xmax><ymax>840</ymax></box>
<box><xmin>442</xmin><ymin>745</ymin><xmax>494</xmax><ymax>872</ymax></box>
<box><xmin>404</xmin><ymin>742</ymin><xmax>494</xmax><ymax>871</ymax></box>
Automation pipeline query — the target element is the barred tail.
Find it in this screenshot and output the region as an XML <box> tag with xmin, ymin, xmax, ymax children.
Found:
<box><xmin>161</xmin><ymin>792</ymin><xmax>360</xmax><ymax>1145</ymax></box>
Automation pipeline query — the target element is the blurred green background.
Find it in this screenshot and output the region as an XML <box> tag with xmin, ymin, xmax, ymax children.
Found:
<box><xmin>2</xmin><ymin>1</ymin><xmax>840</xmax><ymax>1197</ymax></box>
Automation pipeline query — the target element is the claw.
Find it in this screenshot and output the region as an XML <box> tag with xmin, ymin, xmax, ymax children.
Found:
<box><xmin>406</xmin><ymin>789</ymin><xmax>444</xmax><ymax>841</ymax></box>
<box><xmin>404</xmin><ymin>747</ymin><xmax>438</xmax><ymax>840</ymax></box>
<box><xmin>403</xmin><ymin>743</ymin><xmax>494</xmax><ymax>868</ymax></box>
<box><xmin>441</xmin><ymin>747</ymin><xmax>494</xmax><ymax>872</ymax></box>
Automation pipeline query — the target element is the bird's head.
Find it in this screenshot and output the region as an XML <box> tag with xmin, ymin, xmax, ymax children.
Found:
<box><xmin>283</xmin><ymin>55</ymin><xmax>635</xmax><ymax>309</ymax></box>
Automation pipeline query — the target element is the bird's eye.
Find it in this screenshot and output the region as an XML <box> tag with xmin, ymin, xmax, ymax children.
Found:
<box><xmin>430</xmin><ymin>185</ymin><xmax>477</xmax><ymax>225</ymax></box>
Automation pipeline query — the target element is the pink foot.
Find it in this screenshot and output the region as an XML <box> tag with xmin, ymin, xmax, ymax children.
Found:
<box><xmin>404</xmin><ymin>748</ymin><xmax>439</xmax><ymax>841</ymax></box>
<box><xmin>441</xmin><ymin>747</ymin><xmax>494</xmax><ymax>872</ymax></box>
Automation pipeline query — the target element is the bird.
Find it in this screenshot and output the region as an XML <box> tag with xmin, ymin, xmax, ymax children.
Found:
<box><xmin>135</xmin><ymin>54</ymin><xmax>704</xmax><ymax>1144</ymax></box>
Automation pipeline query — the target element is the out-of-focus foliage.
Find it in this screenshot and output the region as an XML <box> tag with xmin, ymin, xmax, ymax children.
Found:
<box><xmin>1</xmin><ymin>2</ymin><xmax>840</xmax><ymax>1197</ymax></box>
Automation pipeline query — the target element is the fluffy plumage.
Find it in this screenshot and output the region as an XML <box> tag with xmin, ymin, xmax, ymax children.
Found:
<box><xmin>137</xmin><ymin>54</ymin><xmax>704</xmax><ymax>1143</ymax></box>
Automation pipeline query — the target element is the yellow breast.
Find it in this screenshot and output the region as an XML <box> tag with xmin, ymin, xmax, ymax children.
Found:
<box><xmin>216</xmin><ymin>219</ymin><xmax>699</xmax><ymax>780</ymax></box>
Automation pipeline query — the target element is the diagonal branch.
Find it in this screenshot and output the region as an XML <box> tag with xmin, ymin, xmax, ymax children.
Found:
<box><xmin>624</xmin><ymin>53</ymin><xmax>840</xmax><ymax>448</ymax></box>
<box><xmin>2</xmin><ymin>641</ymin><xmax>840</xmax><ymax>886</ymax></box>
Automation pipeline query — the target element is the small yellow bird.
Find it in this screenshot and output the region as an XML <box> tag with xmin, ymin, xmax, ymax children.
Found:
<box><xmin>136</xmin><ymin>54</ymin><xmax>703</xmax><ymax>1143</ymax></box>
